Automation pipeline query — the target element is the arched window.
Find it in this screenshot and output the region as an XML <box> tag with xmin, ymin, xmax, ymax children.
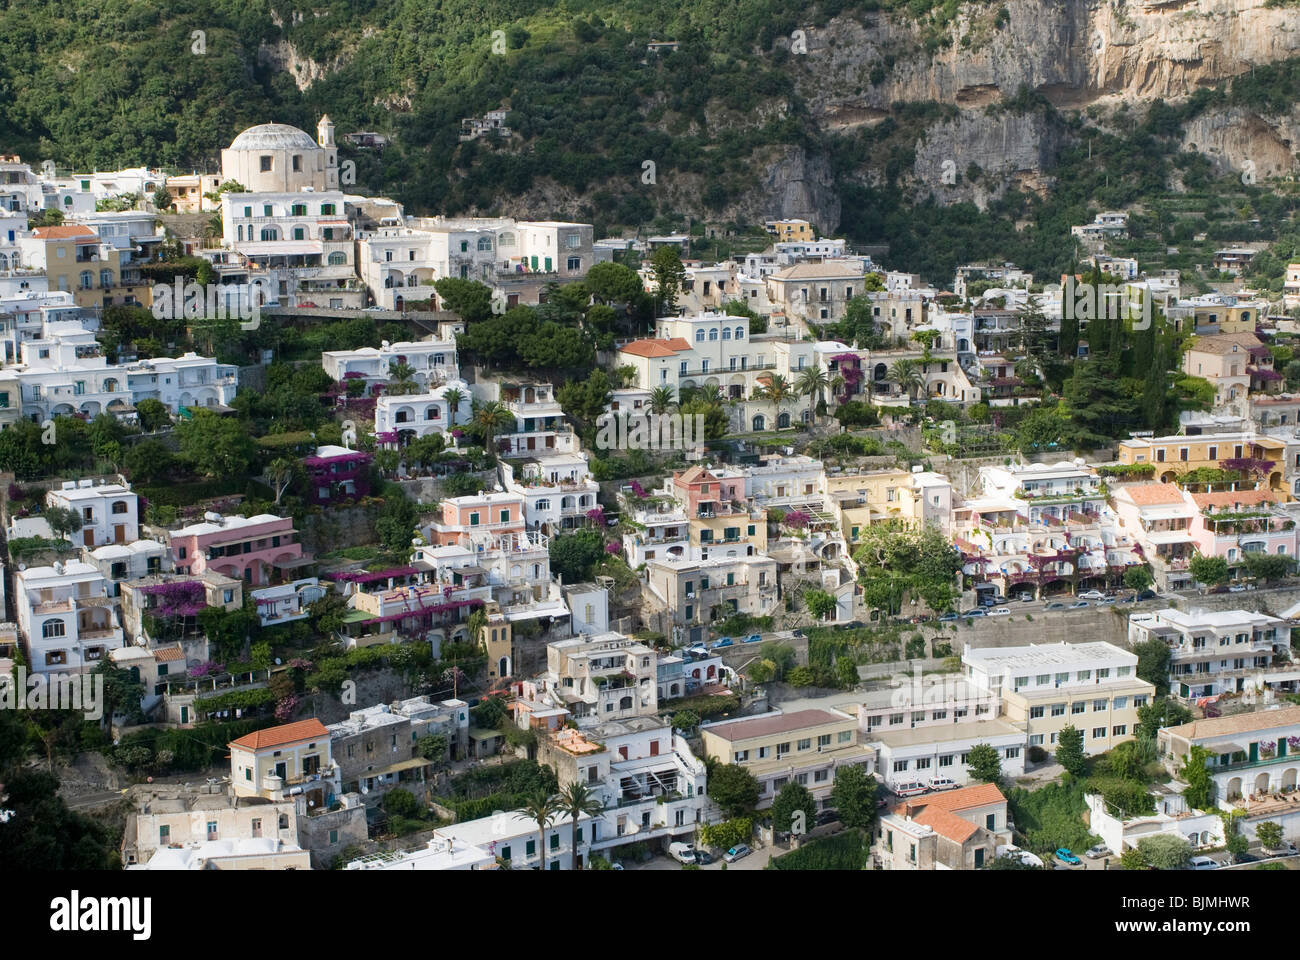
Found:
<box><xmin>328</xmin><ymin>251</ymin><xmax>347</xmax><ymax>265</ymax></box>
<box><xmin>477</xmin><ymin>237</ymin><xmax>492</xmax><ymax>251</ymax></box>
<box><xmin>260</xmin><ymin>227</ymin><xmax>279</xmax><ymax>242</ymax></box>
<box><xmin>100</xmin><ymin>269</ymin><xmax>112</xmax><ymax>288</ymax></box>
<box><xmin>42</xmin><ymin>620</ymin><xmax>65</xmax><ymax>639</ymax></box>
<box><xmin>708</xmin><ymin>328</ymin><xmax>718</xmax><ymax>341</ymax></box>
<box><xmin>752</xmin><ymin>414</ymin><xmax>765</xmax><ymax>431</ymax></box>
<box><xmin>111</xmin><ymin>500</ymin><xmax>128</xmax><ymax>514</ymax></box>
<box><xmin>695</xmin><ymin>330</ymin><xmax>704</xmax><ymax>342</ymax></box>
<box><xmin>425</xmin><ymin>406</ymin><xmax>440</xmax><ymax>420</ymax></box>
<box><xmin>79</xmin><ymin>271</ymin><xmax>93</xmax><ymax>290</ymax></box>
<box><xmin>619</xmin><ymin>696</ymin><xmax>633</xmax><ymax>711</ymax></box>
<box><xmin>735</xmin><ymin>326</ymin><xmax>745</xmax><ymax>340</ymax></box>
<box><xmin>722</xmin><ymin>327</ymin><xmax>731</xmax><ymax>340</ymax></box>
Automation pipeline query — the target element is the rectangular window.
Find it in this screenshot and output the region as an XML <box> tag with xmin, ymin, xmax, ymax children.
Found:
<box><xmin>1112</xmin><ymin>725</ymin><xmax>1127</xmax><ymax>737</ymax></box>
<box><xmin>1072</xmin><ymin>702</ymin><xmax>1086</xmax><ymax>714</ymax></box>
<box><xmin>1029</xmin><ymin>734</ymin><xmax>1044</xmax><ymax>746</ymax></box>
<box><xmin>939</xmin><ymin>755</ymin><xmax>953</xmax><ymax>767</ymax></box>
<box><xmin>1093</xmin><ymin>699</ymin><xmax>1108</xmax><ymax>712</ymax></box>
<box><xmin>1029</xmin><ymin>706</ymin><xmax>1045</xmax><ymax>719</ymax></box>
<box><xmin>1050</xmin><ymin>704</ymin><xmax>1066</xmax><ymax>717</ymax></box>
<box><xmin>915</xmin><ymin>757</ymin><xmax>931</xmax><ymax>770</ymax></box>
<box><xmin>1092</xmin><ymin>727</ymin><xmax>1106</xmax><ymax>739</ymax></box>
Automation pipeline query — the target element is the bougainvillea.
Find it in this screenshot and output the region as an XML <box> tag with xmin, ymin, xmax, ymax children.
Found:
<box><xmin>606</xmin><ymin>541</ymin><xmax>622</xmax><ymax>555</ymax></box>
<box><xmin>629</xmin><ymin>481</ymin><xmax>647</xmax><ymax>499</ymax></box>
<box><xmin>141</xmin><ymin>581</ymin><xmax>208</xmax><ymax>618</ymax></box>
<box><xmin>783</xmin><ymin>510</ymin><xmax>811</xmax><ymax>529</ymax></box>
<box><xmin>188</xmin><ymin>661</ymin><xmax>226</xmax><ymax>679</ymax></box>
<box><xmin>587</xmin><ymin>507</ymin><xmax>607</xmax><ymax>527</ymax></box>
<box><xmin>274</xmin><ymin>695</ymin><xmax>302</xmax><ymax>723</ymax></box>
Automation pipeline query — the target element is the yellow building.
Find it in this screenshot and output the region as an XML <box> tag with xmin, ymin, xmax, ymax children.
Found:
<box><xmin>688</xmin><ymin>511</ymin><xmax>768</xmax><ymax>557</ymax></box>
<box><xmin>1116</xmin><ymin>432</ymin><xmax>1288</xmax><ymax>491</ymax></box>
<box><xmin>764</xmin><ymin>219</ymin><xmax>815</xmax><ymax>242</ymax></box>
<box><xmin>23</xmin><ymin>225</ymin><xmax>153</xmax><ymax>310</ymax></box>
<box><xmin>699</xmin><ymin>708</ymin><xmax>874</xmax><ymax>809</ymax></box>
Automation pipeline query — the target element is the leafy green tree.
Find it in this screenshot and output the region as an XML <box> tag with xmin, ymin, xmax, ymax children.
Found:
<box><xmin>584</xmin><ymin>261</ymin><xmax>643</xmax><ymax>304</ymax></box>
<box><xmin>134</xmin><ymin>397</ymin><xmax>171</xmax><ymax>433</ymax></box>
<box><xmin>649</xmin><ymin>245</ymin><xmax>686</xmax><ymax>312</ymax></box>
<box><xmin>549</xmin><ymin>528</ymin><xmax>606</xmax><ymax>583</ymax></box>
<box><xmin>771</xmin><ymin>782</ymin><xmax>817</xmax><ymax>835</ymax></box>
<box><xmin>1120</xmin><ymin>846</ymin><xmax>1146</xmax><ymax>870</ymax></box>
<box><xmin>1134</xmin><ymin>637</ymin><xmax>1172</xmax><ymax>695</ymax></box>
<box><xmin>1056</xmin><ymin>725</ymin><xmax>1087</xmax><ymax>777</ymax></box>
<box><xmin>1256</xmin><ymin>821</ymin><xmax>1285</xmax><ymax>850</ymax></box>
<box><xmin>417</xmin><ymin>734</ymin><xmax>449</xmax><ymax>766</ymax></box>
<box><xmin>707</xmin><ymin>763</ymin><xmax>760</xmax><ymax>819</ymax></box>
<box><xmin>383</xmin><ymin>788</ymin><xmax>419</xmax><ymax>819</ymax></box>
<box><xmin>43</xmin><ymin>505</ymin><xmax>83</xmax><ymax>541</ymax></box>
<box><xmin>1123</xmin><ymin>566</ymin><xmax>1153</xmax><ymax>593</ymax></box>
<box><xmin>1136</xmin><ymin>833</ymin><xmax>1191</xmax><ymax>870</ymax></box>
<box><xmin>1179</xmin><ymin>746</ymin><xmax>1215</xmax><ymax>810</ymax></box>
<box><xmin>830</xmin><ymin>765</ymin><xmax>879</xmax><ymax>830</ymax></box>
<box><xmin>433</xmin><ymin>278</ymin><xmax>494</xmax><ymax>322</ymax></box>
<box><xmin>803</xmin><ymin>588</ymin><xmax>837</xmax><ymax>620</ymax></box>
<box><xmin>1136</xmin><ymin>698</ymin><xmax>1192</xmax><ymax>740</ymax></box>
<box><xmin>966</xmin><ymin>743</ymin><xmax>1003</xmax><ymax>785</ymax></box>
<box><xmin>176</xmin><ymin>409</ymin><xmax>258</xmax><ymax>480</ymax></box>
<box><xmin>1189</xmin><ymin>553</ymin><xmax>1229</xmax><ymax>589</ymax></box>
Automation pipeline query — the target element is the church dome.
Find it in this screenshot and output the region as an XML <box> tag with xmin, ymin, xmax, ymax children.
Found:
<box><xmin>228</xmin><ymin>123</ymin><xmax>319</xmax><ymax>151</ymax></box>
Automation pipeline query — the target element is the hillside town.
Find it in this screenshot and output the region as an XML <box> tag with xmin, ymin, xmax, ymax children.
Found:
<box><xmin>3</xmin><ymin>119</ymin><xmax>1300</xmax><ymax>876</ymax></box>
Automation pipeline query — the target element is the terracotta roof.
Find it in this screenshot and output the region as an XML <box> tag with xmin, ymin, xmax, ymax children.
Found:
<box><xmin>1187</xmin><ymin>332</ymin><xmax>1265</xmax><ymax>355</ymax></box>
<box><xmin>912</xmin><ymin>806</ymin><xmax>979</xmax><ymax>843</ymax></box>
<box><xmin>1164</xmin><ymin>705</ymin><xmax>1300</xmax><ymax>742</ymax></box>
<box><xmin>704</xmin><ymin>709</ymin><xmax>846</xmax><ymax>742</ymax></box>
<box><xmin>897</xmin><ymin>782</ymin><xmax>1006</xmax><ymax>815</ymax></box>
<box><xmin>229</xmin><ymin>718</ymin><xmax>329</xmax><ymax>752</ymax></box>
<box><xmin>618</xmin><ymin>337</ymin><xmax>690</xmax><ymax>358</ymax></box>
<box><xmin>152</xmin><ymin>646</ymin><xmax>185</xmax><ymax>663</ymax></box>
<box><xmin>1119</xmin><ymin>483</ymin><xmax>1187</xmax><ymax>506</ymax></box>
<box><xmin>31</xmin><ymin>225</ymin><xmax>96</xmax><ymax>240</ymax></box>
<box><xmin>1191</xmin><ymin>489</ymin><xmax>1280</xmax><ymax>510</ymax></box>
<box><xmin>675</xmin><ymin>465</ymin><xmax>717</xmax><ymax>485</ymax></box>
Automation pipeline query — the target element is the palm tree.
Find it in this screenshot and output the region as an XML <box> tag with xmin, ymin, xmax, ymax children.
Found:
<box><xmin>648</xmin><ymin>385</ymin><xmax>677</xmax><ymax>416</ymax></box>
<box><xmin>795</xmin><ymin>365</ymin><xmax>831</xmax><ymax>428</ymax></box>
<box><xmin>755</xmin><ymin>373</ymin><xmax>796</xmax><ymax>428</ymax></box>
<box><xmin>888</xmin><ymin>359</ymin><xmax>923</xmax><ymax>403</ymax></box>
<box><xmin>473</xmin><ymin>399</ymin><xmax>515</xmax><ymax>461</ymax></box>
<box><xmin>442</xmin><ymin>386</ymin><xmax>467</xmax><ymax>426</ymax></box>
<box><xmin>555</xmin><ymin>781</ymin><xmax>605</xmax><ymax>869</ymax></box>
<box><xmin>517</xmin><ymin>790</ymin><xmax>559</xmax><ymax>871</ymax></box>
<box><xmin>696</xmin><ymin>384</ymin><xmax>725</xmax><ymax>407</ymax></box>
<box><xmin>388</xmin><ymin>361</ymin><xmax>418</xmax><ymax>396</ymax></box>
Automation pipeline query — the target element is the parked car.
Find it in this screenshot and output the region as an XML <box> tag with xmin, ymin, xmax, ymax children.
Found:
<box><xmin>1135</xmin><ymin>590</ymin><xmax>1157</xmax><ymax>601</ymax></box>
<box><xmin>1097</xmin><ymin>596</ymin><xmax>1117</xmax><ymax>605</ymax></box>
<box><xmin>1054</xmin><ymin>848</ymin><xmax>1081</xmax><ymax>866</ymax></box>
<box><xmin>744</xmin><ymin>634</ymin><xmax>763</xmax><ymax>644</ymax></box>
<box><xmin>927</xmin><ymin>777</ymin><xmax>957</xmax><ymax>791</ymax></box>
<box><xmin>669</xmin><ymin>842</ymin><xmax>697</xmax><ymax>865</ymax></box>
<box><xmin>694</xmin><ymin>849</ymin><xmax>715</xmax><ymax>865</ymax></box>
<box><xmin>1078</xmin><ymin>590</ymin><xmax>1108</xmax><ymax>601</ymax></box>
<box><xmin>609</xmin><ymin>861</ymin><xmax>624</xmax><ymax>870</ymax></box>
<box><xmin>892</xmin><ymin>781</ymin><xmax>927</xmax><ymax>797</ymax></box>
<box><xmin>961</xmin><ymin>608</ymin><xmax>987</xmax><ymax>618</ymax></box>
<box><xmin>711</xmin><ymin>637</ymin><xmax>733</xmax><ymax>648</ymax></box>
<box><xmin>1068</xmin><ymin>600</ymin><xmax>1090</xmax><ymax>609</ymax></box>
<box><xmin>980</xmin><ymin>594</ymin><xmax>1006</xmax><ymax>607</ymax></box>
<box><xmin>1189</xmin><ymin>855</ymin><xmax>1220</xmax><ymax>870</ymax></box>
<box><xmin>1019</xmin><ymin>593</ymin><xmax>1035</xmax><ymax>603</ymax></box>
<box><xmin>997</xmin><ymin>844</ymin><xmax>1044</xmax><ymax>868</ymax></box>
<box><xmin>987</xmin><ymin>607</ymin><xmax>1011</xmax><ymax>617</ymax></box>
<box><xmin>1085</xmin><ymin>844</ymin><xmax>1111</xmax><ymax>859</ymax></box>
<box><xmin>791</xmin><ymin>628</ymin><xmax>806</xmax><ymax>638</ymax></box>
<box><xmin>938</xmin><ymin>612</ymin><xmax>959</xmax><ymax>622</ymax></box>
<box><xmin>723</xmin><ymin>844</ymin><xmax>752</xmax><ymax>863</ymax></box>
<box><xmin>814</xmin><ymin>809</ymin><xmax>840</xmax><ymax>827</ymax></box>
<box><xmin>1045</xmin><ymin>602</ymin><xmax>1067</xmax><ymax>611</ymax></box>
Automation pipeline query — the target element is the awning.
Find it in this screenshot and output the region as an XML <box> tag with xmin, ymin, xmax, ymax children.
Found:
<box><xmin>1205</xmin><ymin>741</ymin><xmax>1244</xmax><ymax>755</ymax></box>
<box><xmin>272</xmin><ymin>556</ymin><xmax>316</xmax><ymax>570</ymax></box>
<box><xmin>368</xmin><ymin>756</ymin><xmax>432</xmax><ymax>777</ymax></box>
<box><xmin>237</xmin><ymin>240</ymin><xmax>324</xmax><ymax>256</ymax></box>
<box><xmin>468</xmin><ymin>728</ymin><xmax>503</xmax><ymax>741</ymax></box>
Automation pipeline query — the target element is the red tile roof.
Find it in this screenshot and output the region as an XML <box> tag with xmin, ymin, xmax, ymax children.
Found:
<box><xmin>704</xmin><ymin>709</ymin><xmax>846</xmax><ymax>742</ymax></box>
<box><xmin>1191</xmin><ymin>489</ymin><xmax>1280</xmax><ymax>510</ymax></box>
<box><xmin>1119</xmin><ymin>483</ymin><xmax>1186</xmax><ymax>506</ymax></box>
<box><xmin>31</xmin><ymin>225</ymin><xmax>96</xmax><ymax>240</ymax></box>
<box><xmin>913</xmin><ymin>807</ymin><xmax>979</xmax><ymax>843</ymax></box>
<box><xmin>618</xmin><ymin>337</ymin><xmax>690</xmax><ymax>358</ymax></box>
<box><xmin>229</xmin><ymin>718</ymin><xmax>329</xmax><ymax>752</ymax></box>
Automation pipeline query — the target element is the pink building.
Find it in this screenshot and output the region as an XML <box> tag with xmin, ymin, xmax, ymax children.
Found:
<box><xmin>1187</xmin><ymin>489</ymin><xmax>1298</xmax><ymax>572</ymax></box>
<box><xmin>168</xmin><ymin>513</ymin><xmax>309</xmax><ymax>587</ymax></box>
<box><xmin>426</xmin><ymin>493</ymin><xmax>525</xmax><ymax>547</ymax></box>
<box><xmin>672</xmin><ymin>466</ymin><xmax>743</xmax><ymax>519</ymax></box>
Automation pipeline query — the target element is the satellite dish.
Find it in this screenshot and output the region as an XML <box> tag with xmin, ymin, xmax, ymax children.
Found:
<box><xmin>274</xmin><ymin>658</ymin><xmax>282</xmax><ymax>666</ymax></box>
<box><xmin>134</xmin><ymin>634</ymin><xmax>146</xmax><ymax>647</ymax></box>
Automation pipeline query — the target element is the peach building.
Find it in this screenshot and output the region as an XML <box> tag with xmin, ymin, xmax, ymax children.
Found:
<box><xmin>425</xmin><ymin>492</ymin><xmax>525</xmax><ymax>547</ymax></box>
<box><xmin>167</xmin><ymin>513</ymin><xmax>308</xmax><ymax>587</ymax></box>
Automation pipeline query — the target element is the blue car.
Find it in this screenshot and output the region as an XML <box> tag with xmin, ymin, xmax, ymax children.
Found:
<box><xmin>711</xmin><ymin>637</ymin><xmax>733</xmax><ymax>649</ymax></box>
<box><xmin>1054</xmin><ymin>848</ymin><xmax>1081</xmax><ymax>866</ymax></box>
<box><xmin>744</xmin><ymin>633</ymin><xmax>763</xmax><ymax>644</ymax></box>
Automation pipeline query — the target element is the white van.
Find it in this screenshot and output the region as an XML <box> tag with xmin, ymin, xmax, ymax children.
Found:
<box><xmin>1189</xmin><ymin>855</ymin><xmax>1220</xmax><ymax>870</ymax></box>
<box><xmin>892</xmin><ymin>781</ymin><xmax>927</xmax><ymax>797</ymax></box>
<box><xmin>927</xmin><ymin>777</ymin><xmax>957</xmax><ymax>791</ymax></box>
<box><xmin>668</xmin><ymin>842</ymin><xmax>697</xmax><ymax>865</ymax></box>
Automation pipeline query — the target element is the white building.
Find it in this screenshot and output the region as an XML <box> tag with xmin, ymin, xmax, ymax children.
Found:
<box><xmin>46</xmin><ymin>478</ymin><xmax>139</xmax><ymax>548</ymax></box>
<box><xmin>16</xmin><ymin>559</ymin><xmax>124</xmax><ymax>674</ymax></box>
<box><xmin>373</xmin><ymin>379</ymin><xmax>473</xmax><ymax>444</ymax></box>
<box><xmin>321</xmin><ymin>337</ymin><xmax>459</xmax><ymax>392</ymax></box>
<box><xmin>251</xmin><ymin>578</ymin><xmax>326</xmax><ymax>628</ymax></box>
<box><xmin>1128</xmin><ymin>608</ymin><xmax>1293</xmax><ymax>702</ymax></box>
<box><xmin>221</xmin><ymin>119</ymin><xmax>339</xmax><ymax>193</ymax></box>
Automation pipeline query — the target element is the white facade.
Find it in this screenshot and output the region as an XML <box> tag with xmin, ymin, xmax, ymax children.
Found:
<box><xmin>321</xmin><ymin>338</ymin><xmax>459</xmax><ymax>390</ymax></box>
<box><xmin>46</xmin><ymin>479</ymin><xmax>139</xmax><ymax>548</ymax></box>
<box><xmin>16</xmin><ymin>560</ymin><xmax>124</xmax><ymax>674</ymax></box>
<box><xmin>373</xmin><ymin>380</ymin><xmax>473</xmax><ymax>442</ymax></box>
